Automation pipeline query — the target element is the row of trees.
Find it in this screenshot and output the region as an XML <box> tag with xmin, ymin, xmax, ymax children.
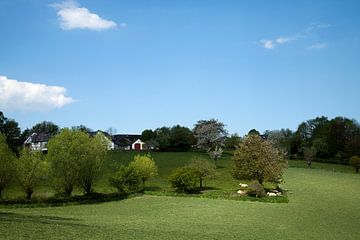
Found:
<box><xmin>0</xmin><ymin>130</ymin><xmax>107</xmax><ymax>199</ymax></box>
<box><xmin>263</xmin><ymin>116</ymin><xmax>360</xmax><ymax>163</ymax></box>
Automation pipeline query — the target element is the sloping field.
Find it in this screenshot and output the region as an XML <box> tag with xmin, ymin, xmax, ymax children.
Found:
<box><xmin>1</xmin><ymin>165</ymin><xmax>359</xmax><ymax>240</ymax></box>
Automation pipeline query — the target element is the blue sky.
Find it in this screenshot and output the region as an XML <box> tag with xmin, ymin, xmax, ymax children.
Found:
<box><xmin>1</xmin><ymin>0</ymin><xmax>359</xmax><ymax>135</ymax></box>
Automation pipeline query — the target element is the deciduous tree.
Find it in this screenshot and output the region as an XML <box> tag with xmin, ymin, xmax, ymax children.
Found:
<box><xmin>0</xmin><ymin>133</ymin><xmax>15</xmax><ymax>198</ymax></box>
<box><xmin>233</xmin><ymin>134</ymin><xmax>286</xmax><ymax>185</ymax></box>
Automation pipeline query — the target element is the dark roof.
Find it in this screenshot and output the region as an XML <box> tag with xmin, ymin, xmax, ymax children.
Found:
<box><xmin>27</xmin><ymin>133</ymin><xmax>51</xmax><ymax>143</ymax></box>
<box><xmin>112</xmin><ymin>134</ymin><xmax>141</xmax><ymax>147</ymax></box>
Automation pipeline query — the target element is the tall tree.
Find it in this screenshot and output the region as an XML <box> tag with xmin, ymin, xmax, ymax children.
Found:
<box><xmin>0</xmin><ymin>133</ymin><xmax>15</xmax><ymax>198</ymax></box>
<box><xmin>193</xmin><ymin>119</ymin><xmax>227</xmax><ymax>166</ymax></box>
<box><xmin>0</xmin><ymin>112</ymin><xmax>21</xmax><ymax>154</ymax></box>
<box><xmin>30</xmin><ymin>121</ymin><xmax>59</xmax><ymax>136</ymax></box>
<box><xmin>233</xmin><ymin>134</ymin><xmax>286</xmax><ymax>185</ymax></box>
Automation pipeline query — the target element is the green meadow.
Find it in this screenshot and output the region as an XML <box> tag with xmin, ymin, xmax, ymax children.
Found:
<box><xmin>1</xmin><ymin>151</ymin><xmax>360</xmax><ymax>239</ymax></box>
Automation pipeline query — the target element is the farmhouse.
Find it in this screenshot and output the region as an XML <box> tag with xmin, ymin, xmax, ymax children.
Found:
<box><xmin>112</xmin><ymin>134</ymin><xmax>146</xmax><ymax>150</ymax></box>
<box><xmin>24</xmin><ymin>132</ymin><xmax>50</xmax><ymax>152</ymax></box>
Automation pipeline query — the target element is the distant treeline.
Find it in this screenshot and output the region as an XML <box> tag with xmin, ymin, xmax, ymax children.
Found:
<box><xmin>1</xmin><ymin>111</ymin><xmax>359</xmax><ymax>163</ymax></box>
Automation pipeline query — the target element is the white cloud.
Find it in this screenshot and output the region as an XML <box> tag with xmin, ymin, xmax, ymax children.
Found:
<box><xmin>0</xmin><ymin>75</ymin><xmax>74</xmax><ymax>112</ymax></box>
<box><xmin>259</xmin><ymin>23</ymin><xmax>330</xmax><ymax>50</ymax></box>
<box><xmin>260</xmin><ymin>40</ymin><xmax>275</xmax><ymax>49</ymax></box>
<box><xmin>276</xmin><ymin>37</ymin><xmax>294</xmax><ymax>44</ymax></box>
<box><xmin>308</xmin><ymin>43</ymin><xmax>327</xmax><ymax>49</ymax></box>
<box><xmin>51</xmin><ymin>0</ymin><xmax>118</xmax><ymax>31</ymax></box>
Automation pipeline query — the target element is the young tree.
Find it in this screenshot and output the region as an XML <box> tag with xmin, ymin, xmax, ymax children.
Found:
<box><xmin>15</xmin><ymin>148</ymin><xmax>46</xmax><ymax>199</ymax></box>
<box><xmin>129</xmin><ymin>154</ymin><xmax>158</xmax><ymax>184</ymax></box>
<box><xmin>233</xmin><ymin>134</ymin><xmax>286</xmax><ymax>185</ymax></box>
<box><xmin>187</xmin><ymin>158</ymin><xmax>216</xmax><ymax>189</ymax></box>
<box><xmin>0</xmin><ymin>133</ymin><xmax>15</xmax><ymax>198</ymax></box>
<box><xmin>77</xmin><ymin>133</ymin><xmax>107</xmax><ymax>194</ymax></box>
<box><xmin>303</xmin><ymin>146</ymin><xmax>316</xmax><ymax>168</ymax></box>
<box><xmin>193</xmin><ymin>119</ymin><xmax>227</xmax><ymax>166</ymax></box>
<box><xmin>47</xmin><ymin>129</ymin><xmax>106</xmax><ymax>196</ymax></box>
<box><xmin>349</xmin><ymin>156</ymin><xmax>360</xmax><ymax>174</ymax></box>
<box><xmin>208</xmin><ymin>146</ymin><xmax>223</xmax><ymax>167</ymax></box>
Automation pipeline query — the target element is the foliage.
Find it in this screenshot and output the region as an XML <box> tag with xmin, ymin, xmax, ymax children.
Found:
<box><xmin>168</xmin><ymin>125</ymin><xmax>195</xmax><ymax>151</ymax></box>
<box><xmin>47</xmin><ymin>129</ymin><xmax>106</xmax><ymax>196</ymax></box>
<box><xmin>168</xmin><ymin>167</ymin><xmax>199</xmax><ymax>193</ymax></box>
<box><xmin>0</xmin><ymin>133</ymin><xmax>15</xmax><ymax>198</ymax></box>
<box><xmin>248</xmin><ymin>129</ymin><xmax>260</xmax><ymax>136</ymax></box>
<box><xmin>0</xmin><ymin>111</ymin><xmax>21</xmax><ymax>154</ymax></box>
<box><xmin>77</xmin><ymin>133</ymin><xmax>107</xmax><ymax>194</ymax></box>
<box><xmin>290</xmin><ymin>116</ymin><xmax>360</xmax><ymax>161</ymax></box>
<box><xmin>14</xmin><ymin>148</ymin><xmax>46</xmax><ymax>199</ymax></box>
<box><xmin>30</xmin><ymin>121</ymin><xmax>59</xmax><ymax>136</ymax></box>
<box><xmin>233</xmin><ymin>134</ymin><xmax>286</xmax><ymax>184</ymax></box>
<box><xmin>129</xmin><ymin>154</ymin><xmax>158</xmax><ymax>184</ymax></box>
<box><xmin>264</xmin><ymin>129</ymin><xmax>293</xmax><ymax>155</ymax></box>
<box><xmin>146</xmin><ymin>125</ymin><xmax>195</xmax><ymax>151</ymax></box>
<box><xmin>224</xmin><ymin>134</ymin><xmax>241</xmax><ymax>150</ymax></box>
<box><xmin>247</xmin><ymin>180</ymin><xmax>266</xmax><ymax>197</ymax></box>
<box><xmin>71</xmin><ymin>124</ymin><xmax>92</xmax><ymax>133</ymax></box>
<box><xmin>187</xmin><ymin>158</ymin><xmax>216</xmax><ymax>189</ymax></box>
<box><xmin>109</xmin><ymin>165</ymin><xmax>143</xmax><ymax>194</ymax></box>
<box><xmin>141</xmin><ymin>129</ymin><xmax>157</xmax><ymax>142</ymax></box>
<box><xmin>193</xmin><ymin>119</ymin><xmax>227</xmax><ymax>150</ymax></box>
<box><xmin>349</xmin><ymin>156</ymin><xmax>360</xmax><ymax>173</ymax></box>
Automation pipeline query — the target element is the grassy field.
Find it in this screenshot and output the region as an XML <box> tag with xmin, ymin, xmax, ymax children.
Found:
<box><xmin>1</xmin><ymin>151</ymin><xmax>360</xmax><ymax>239</ymax></box>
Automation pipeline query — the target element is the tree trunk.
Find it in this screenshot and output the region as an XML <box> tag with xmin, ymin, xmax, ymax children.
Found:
<box><xmin>356</xmin><ymin>167</ymin><xmax>359</xmax><ymax>174</ymax></box>
<box><xmin>258</xmin><ymin>178</ymin><xmax>263</xmax><ymax>185</ymax></box>
<box><xmin>26</xmin><ymin>190</ymin><xmax>33</xmax><ymax>200</ymax></box>
<box><xmin>0</xmin><ymin>188</ymin><xmax>2</xmax><ymax>199</ymax></box>
<box><xmin>199</xmin><ymin>178</ymin><xmax>203</xmax><ymax>190</ymax></box>
<box><xmin>65</xmin><ymin>185</ymin><xmax>73</xmax><ymax>197</ymax></box>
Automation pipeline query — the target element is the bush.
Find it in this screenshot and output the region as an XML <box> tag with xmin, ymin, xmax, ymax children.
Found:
<box><xmin>129</xmin><ymin>154</ymin><xmax>158</xmax><ymax>184</ymax></box>
<box><xmin>168</xmin><ymin>167</ymin><xmax>198</xmax><ymax>193</ymax></box>
<box><xmin>109</xmin><ymin>166</ymin><xmax>143</xmax><ymax>195</ymax></box>
<box><xmin>349</xmin><ymin>156</ymin><xmax>360</xmax><ymax>174</ymax></box>
<box><xmin>247</xmin><ymin>181</ymin><xmax>266</xmax><ymax>198</ymax></box>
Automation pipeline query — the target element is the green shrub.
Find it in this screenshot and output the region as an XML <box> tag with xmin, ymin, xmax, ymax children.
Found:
<box><xmin>168</xmin><ymin>167</ymin><xmax>198</xmax><ymax>193</ymax></box>
<box><xmin>129</xmin><ymin>154</ymin><xmax>158</xmax><ymax>184</ymax></box>
<box><xmin>109</xmin><ymin>166</ymin><xmax>143</xmax><ymax>195</ymax></box>
<box><xmin>349</xmin><ymin>156</ymin><xmax>360</xmax><ymax>174</ymax></box>
<box><xmin>247</xmin><ymin>181</ymin><xmax>266</xmax><ymax>198</ymax></box>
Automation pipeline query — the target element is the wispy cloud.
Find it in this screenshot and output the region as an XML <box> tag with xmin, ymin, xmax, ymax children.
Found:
<box><xmin>259</xmin><ymin>23</ymin><xmax>330</xmax><ymax>50</ymax></box>
<box><xmin>0</xmin><ymin>75</ymin><xmax>74</xmax><ymax>112</ymax></box>
<box><xmin>308</xmin><ymin>43</ymin><xmax>327</xmax><ymax>49</ymax></box>
<box><xmin>51</xmin><ymin>0</ymin><xmax>119</xmax><ymax>31</ymax></box>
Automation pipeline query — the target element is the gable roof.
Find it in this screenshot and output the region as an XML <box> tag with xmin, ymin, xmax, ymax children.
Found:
<box><xmin>112</xmin><ymin>134</ymin><xmax>141</xmax><ymax>147</ymax></box>
<box><xmin>25</xmin><ymin>132</ymin><xmax>51</xmax><ymax>144</ymax></box>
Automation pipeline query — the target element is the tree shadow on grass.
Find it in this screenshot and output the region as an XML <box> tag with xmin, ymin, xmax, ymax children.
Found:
<box><xmin>0</xmin><ymin>212</ymin><xmax>87</xmax><ymax>227</ymax></box>
<box><xmin>143</xmin><ymin>186</ymin><xmax>162</xmax><ymax>191</ymax></box>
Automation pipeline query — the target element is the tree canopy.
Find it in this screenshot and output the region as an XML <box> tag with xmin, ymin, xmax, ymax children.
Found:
<box><xmin>233</xmin><ymin>134</ymin><xmax>286</xmax><ymax>184</ymax></box>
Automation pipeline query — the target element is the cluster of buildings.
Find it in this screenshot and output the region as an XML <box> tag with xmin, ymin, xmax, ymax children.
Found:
<box><xmin>24</xmin><ymin>131</ymin><xmax>147</xmax><ymax>153</ymax></box>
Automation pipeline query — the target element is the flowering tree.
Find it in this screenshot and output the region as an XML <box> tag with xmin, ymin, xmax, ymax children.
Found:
<box><xmin>193</xmin><ymin>119</ymin><xmax>227</xmax><ymax>167</ymax></box>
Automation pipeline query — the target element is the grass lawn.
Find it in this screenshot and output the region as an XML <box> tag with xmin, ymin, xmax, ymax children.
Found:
<box><xmin>1</xmin><ymin>151</ymin><xmax>360</xmax><ymax>239</ymax></box>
